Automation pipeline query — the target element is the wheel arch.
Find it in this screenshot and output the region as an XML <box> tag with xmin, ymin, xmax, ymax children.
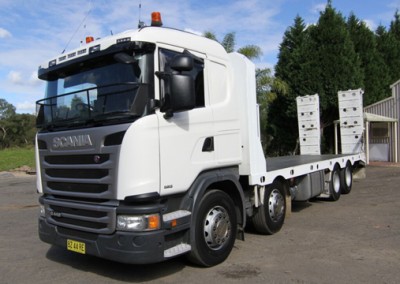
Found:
<box><xmin>180</xmin><ymin>167</ymin><xmax>246</xmax><ymax>233</ymax></box>
<box><xmin>206</xmin><ymin>179</ymin><xmax>245</xmax><ymax>230</ymax></box>
<box><xmin>271</xmin><ymin>175</ymin><xmax>290</xmax><ymax>198</ymax></box>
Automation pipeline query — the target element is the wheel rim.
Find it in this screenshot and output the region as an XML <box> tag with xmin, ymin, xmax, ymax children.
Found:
<box><xmin>333</xmin><ymin>171</ymin><xmax>340</xmax><ymax>193</ymax></box>
<box><xmin>268</xmin><ymin>189</ymin><xmax>285</xmax><ymax>222</ymax></box>
<box><xmin>203</xmin><ymin>205</ymin><xmax>231</xmax><ymax>250</ymax></box>
<box><xmin>345</xmin><ymin>167</ymin><xmax>352</xmax><ymax>187</ymax></box>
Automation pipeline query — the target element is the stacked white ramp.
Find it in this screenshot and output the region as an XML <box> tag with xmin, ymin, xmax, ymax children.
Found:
<box><xmin>338</xmin><ymin>89</ymin><xmax>364</xmax><ymax>154</ymax></box>
<box><xmin>296</xmin><ymin>94</ymin><xmax>321</xmax><ymax>155</ymax></box>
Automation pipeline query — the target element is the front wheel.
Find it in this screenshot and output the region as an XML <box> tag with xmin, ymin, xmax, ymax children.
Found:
<box><xmin>187</xmin><ymin>190</ymin><xmax>237</xmax><ymax>267</ymax></box>
<box><xmin>252</xmin><ymin>180</ymin><xmax>286</xmax><ymax>235</ymax></box>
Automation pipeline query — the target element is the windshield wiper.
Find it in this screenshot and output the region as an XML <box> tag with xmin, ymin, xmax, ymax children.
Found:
<box><xmin>42</xmin><ymin>117</ymin><xmax>86</xmax><ymax>130</ymax></box>
<box><xmin>92</xmin><ymin>111</ymin><xmax>141</xmax><ymax>122</ymax></box>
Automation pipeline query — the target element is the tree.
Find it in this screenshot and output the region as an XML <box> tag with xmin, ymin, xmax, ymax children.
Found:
<box><xmin>376</xmin><ymin>11</ymin><xmax>400</xmax><ymax>86</ymax></box>
<box><xmin>347</xmin><ymin>14</ymin><xmax>391</xmax><ymax>105</ymax></box>
<box><xmin>273</xmin><ymin>3</ymin><xmax>364</xmax><ymax>154</ymax></box>
<box><xmin>0</xmin><ymin>99</ymin><xmax>17</xmax><ymax>145</ymax></box>
<box><xmin>310</xmin><ymin>3</ymin><xmax>363</xmax><ymax>127</ymax></box>
<box><xmin>256</xmin><ymin>68</ymin><xmax>289</xmax><ymax>153</ymax></box>
<box><xmin>0</xmin><ymin>98</ymin><xmax>16</xmax><ymax>120</ymax></box>
<box><xmin>270</xmin><ymin>15</ymin><xmax>311</xmax><ymax>155</ymax></box>
<box><xmin>238</xmin><ymin>45</ymin><xmax>263</xmax><ymax>61</ymax></box>
<box><xmin>0</xmin><ymin>99</ymin><xmax>36</xmax><ymax>149</ymax></box>
<box><xmin>203</xmin><ymin>31</ymin><xmax>263</xmax><ymax>60</ymax></box>
<box><xmin>221</xmin><ymin>32</ymin><xmax>236</xmax><ymax>53</ymax></box>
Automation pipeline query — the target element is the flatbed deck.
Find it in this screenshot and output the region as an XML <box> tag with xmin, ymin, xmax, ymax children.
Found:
<box><xmin>266</xmin><ymin>154</ymin><xmax>350</xmax><ymax>171</ymax></box>
<box><xmin>259</xmin><ymin>153</ymin><xmax>365</xmax><ymax>185</ymax></box>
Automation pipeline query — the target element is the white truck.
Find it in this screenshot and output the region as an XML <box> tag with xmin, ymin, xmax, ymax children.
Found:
<box><xmin>35</xmin><ymin>13</ymin><xmax>365</xmax><ymax>267</ymax></box>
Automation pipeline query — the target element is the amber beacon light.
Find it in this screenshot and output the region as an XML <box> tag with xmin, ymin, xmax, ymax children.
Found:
<box><xmin>151</xmin><ymin>12</ymin><xmax>163</xmax><ymax>27</ymax></box>
<box><xmin>86</xmin><ymin>36</ymin><xmax>94</xmax><ymax>44</ymax></box>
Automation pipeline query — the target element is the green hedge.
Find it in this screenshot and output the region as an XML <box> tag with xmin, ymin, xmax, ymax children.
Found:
<box><xmin>0</xmin><ymin>147</ymin><xmax>35</xmax><ymax>172</ymax></box>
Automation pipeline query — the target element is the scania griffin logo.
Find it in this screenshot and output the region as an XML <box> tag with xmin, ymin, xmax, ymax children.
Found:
<box><xmin>49</xmin><ymin>210</ymin><xmax>62</xmax><ymax>218</ymax></box>
<box><xmin>52</xmin><ymin>134</ymin><xmax>93</xmax><ymax>148</ymax></box>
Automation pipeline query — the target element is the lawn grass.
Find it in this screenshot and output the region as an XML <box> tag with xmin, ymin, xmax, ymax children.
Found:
<box><xmin>0</xmin><ymin>147</ymin><xmax>35</xmax><ymax>172</ymax></box>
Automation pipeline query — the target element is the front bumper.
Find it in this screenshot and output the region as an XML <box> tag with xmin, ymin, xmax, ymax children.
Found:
<box><xmin>39</xmin><ymin>217</ymin><xmax>167</xmax><ymax>264</ymax></box>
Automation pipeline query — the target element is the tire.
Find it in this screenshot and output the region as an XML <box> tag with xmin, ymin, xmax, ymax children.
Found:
<box><xmin>252</xmin><ymin>180</ymin><xmax>286</xmax><ymax>235</ymax></box>
<box><xmin>329</xmin><ymin>165</ymin><xmax>341</xmax><ymax>201</ymax></box>
<box><xmin>187</xmin><ymin>190</ymin><xmax>237</xmax><ymax>267</ymax></box>
<box><xmin>340</xmin><ymin>163</ymin><xmax>353</xmax><ymax>195</ymax></box>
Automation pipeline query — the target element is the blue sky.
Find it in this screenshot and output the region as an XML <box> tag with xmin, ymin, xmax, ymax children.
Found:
<box><xmin>1</xmin><ymin>0</ymin><xmax>400</xmax><ymax>114</ymax></box>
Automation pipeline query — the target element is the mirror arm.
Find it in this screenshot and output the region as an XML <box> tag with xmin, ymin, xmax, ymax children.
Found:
<box><xmin>155</xmin><ymin>71</ymin><xmax>171</xmax><ymax>79</ymax></box>
<box><xmin>149</xmin><ymin>99</ymin><xmax>160</xmax><ymax>111</ymax></box>
<box><xmin>163</xmin><ymin>110</ymin><xmax>174</xmax><ymax>120</ymax></box>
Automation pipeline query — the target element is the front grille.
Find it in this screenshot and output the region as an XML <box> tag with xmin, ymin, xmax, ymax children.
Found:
<box><xmin>41</xmin><ymin>152</ymin><xmax>116</xmax><ymax>233</ymax></box>
<box><xmin>48</xmin><ymin>182</ymin><xmax>108</xmax><ymax>194</ymax></box>
<box><xmin>46</xmin><ymin>169</ymin><xmax>108</xmax><ymax>179</ymax></box>
<box><xmin>45</xmin><ymin>154</ymin><xmax>110</xmax><ymax>165</ymax></box>
<box><xmin>50</xmin><ymin>205</ymin><xmax>108</xmax><ymax>218</ymax></box>
<box><xmin>42</xmin><ymin>152</ymin><xmax>115</xmax><ymax>199</ymax></box>
<box><xmin>53</xmin><ymin>217</ymin><xmax>107</xmax><ymax>230</ymax></box>
<box><xmin>38</xmin><ymin>124</ymin><xmax>130</xmax><ymax>234</ymax></box>
<box><xmin>45</xmin><ymin>199</ymin><xmax>116</xmax><ymax>234</ymax></box>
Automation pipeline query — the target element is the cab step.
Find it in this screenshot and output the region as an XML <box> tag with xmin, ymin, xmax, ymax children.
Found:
<box><xmin>164</xmin><ymin>244</ymin><xmax>191</xmax><ymax>258</ymax></box>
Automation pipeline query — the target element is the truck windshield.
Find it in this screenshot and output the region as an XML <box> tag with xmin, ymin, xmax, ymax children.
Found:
<box><xmin>36</xmin><ymin>48</ymin><xmax>154</xmax><ymax>131</ymax></box>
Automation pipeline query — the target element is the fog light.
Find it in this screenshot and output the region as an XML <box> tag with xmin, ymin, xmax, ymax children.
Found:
<box><xmin>117</xmin><ymin>214</ymin><xmax>160</xmax><ymax>231</ymax></box>
<box><xmin>39</xmin><ymin>205</ymin><xmax>45</xmax><ymax>217</ymax></box>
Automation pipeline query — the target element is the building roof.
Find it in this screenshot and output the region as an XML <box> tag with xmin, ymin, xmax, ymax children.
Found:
<box><xmin>364</xmin><ymin>112</ymin><xmax>397</xmax><ymax>122</ymax></box>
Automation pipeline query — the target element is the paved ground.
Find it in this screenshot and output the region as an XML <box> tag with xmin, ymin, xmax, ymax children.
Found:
<box><xmin>0</xmin><ymin>165</ymin><xmax>399</xmax><ymax>283</ymax></box>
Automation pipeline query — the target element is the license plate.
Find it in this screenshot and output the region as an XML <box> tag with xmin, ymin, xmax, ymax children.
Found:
<box><xmin>67</xmin><ymin>239</ymin><xmax>86</xmax><ymax>254</ymax></box>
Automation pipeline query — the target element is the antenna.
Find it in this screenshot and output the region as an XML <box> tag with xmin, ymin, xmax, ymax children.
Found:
<box><xmin>62</xmin><ymin>0</ymin><xmax>93</xmax><ymax>53</ymax></box>
<box><xmin>138</xmin><ymin>1</ymin><xmax>145</xmax><ymax>28</ymax></box>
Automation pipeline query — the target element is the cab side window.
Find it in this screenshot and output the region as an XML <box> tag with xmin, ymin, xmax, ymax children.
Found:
<box><xmin>159</xmin><ymin>48</ymin><xmax>205</xmax><ymax>108</ymax></box>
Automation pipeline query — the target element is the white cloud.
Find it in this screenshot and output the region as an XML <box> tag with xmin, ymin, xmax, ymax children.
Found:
<box><xmin>7</xmin><ymin>70</ymin><xmax>23</xmax><ymax>84</ymax></box>
<box><xmin>363</xmin><ymin>19</ymin><xmax>377</xmax><ymax>31</ymax></box>
<box><xmin>0</xmin><ymin>27</ymin><xmax>11</xmax><ymax>38</ymax></box>
<box><xmin>6</xmin><ymin>70</ymin><xmax>41</xmax><ymax>86</ymax></box>
<box><xmin>311</xmin><ymin>3</ymin><xmax>327</xmax><ymax>14</ymax></box>
<box><xmin>16</xmin><ymin>101</ymin><xmax>36</xmax><ymax>114</ymax></box>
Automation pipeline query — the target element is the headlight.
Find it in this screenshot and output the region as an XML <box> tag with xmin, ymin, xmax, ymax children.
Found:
<box><xmin>117</xmin><ymin>214</ymin><xmax>160</xmax><ymax>231</ymax></box>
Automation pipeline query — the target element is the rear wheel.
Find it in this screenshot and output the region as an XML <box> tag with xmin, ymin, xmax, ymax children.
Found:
<box><xmin>340</xmin><ymin>163</ymin><xmax>353</xmax><ymax>194</ymax></box>
<box><xmin>252</xmin><ymin>180</ymin><xmax>286</xmax><ymax>235</ymax></box>
<box><xmin>187</xmin><ymin>190</ymin><xmax>237</xmax><ymax>267</ymax></box>
<box><xmin>329</xmin><ymin>165</ymin><xmax>341</xmax><ymax>201</ymax></box>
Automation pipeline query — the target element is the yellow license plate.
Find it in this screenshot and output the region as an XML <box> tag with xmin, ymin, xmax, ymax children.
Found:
<box><xmin>67</xmin><ymin>239</ymin><xmax>86</xmax><ymax>254</ymax></box>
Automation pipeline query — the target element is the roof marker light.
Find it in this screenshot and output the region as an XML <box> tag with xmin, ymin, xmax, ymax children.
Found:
<box><xmin>89</xmin><ymin>44</ymin><xmax>101</xmax><ymax>54</ymax></box>
<box><xmin>49</xmin><ymin>59</ymin><xmax>56</xmax><ymax>67</ymax></box>
<box><xmin>151</xmin><ymin>12</ymin><xmax>163</xmax><ymax>27</ymax></box>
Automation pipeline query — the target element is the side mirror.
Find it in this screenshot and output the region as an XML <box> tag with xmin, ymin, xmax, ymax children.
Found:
<box><xmin>169</xmin><ymin>74</ymin><xmax>195</xmax><ymax>112</ymax></box>
<box><xmin>170</xmin><ymin>55</ymin><xmax>193</xmax><ymax>72</ymax></box>
<box><xmin>157</xmin><ymin>54</ymin><xmax>196</xmax><ymax>118</ymax></box>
